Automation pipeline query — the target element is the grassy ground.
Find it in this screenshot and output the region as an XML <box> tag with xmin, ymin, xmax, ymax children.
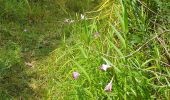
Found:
<box><xmin>0</xmin><ymin>0</ymin><xmax>170</xmax><ymax>99</ymax></box>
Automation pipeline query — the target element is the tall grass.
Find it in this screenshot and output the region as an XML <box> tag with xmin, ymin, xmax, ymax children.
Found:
<box><xmin>0</xmin><ymin>0</ymin><xmax>169</xmax><ymax>99</ymax></box>
<box><xmin>33</xmin><ymin>0</ymin><xmax>170</xmax><ymax>99</ymax></box>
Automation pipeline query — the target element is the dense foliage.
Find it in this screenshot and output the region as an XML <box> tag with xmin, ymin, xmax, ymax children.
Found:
<box><xmin>0</xmin><ymin>0</ymin><xmax>170</xmax><ymax>99</ymax></box>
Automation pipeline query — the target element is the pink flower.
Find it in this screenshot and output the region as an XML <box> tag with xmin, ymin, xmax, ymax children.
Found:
<box><xmin>99</xmin><ymin>64</ymin><xmax>111</xmax><ymax>71</ymax></box>
<box><xmin>104</xmin><ymin>80</ymin><xmax>112</xmax><ymax>92</ymax></box>
<box><xmin>72</xmin><ymin>72</ymin><xmax>80</xmax><ymax>79</ymax></box>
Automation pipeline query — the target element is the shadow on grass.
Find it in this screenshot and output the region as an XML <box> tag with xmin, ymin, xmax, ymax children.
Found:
<box><xmin>0</xmin><ymin>32</ymin><xmax>49</xmax><ymax>99</ymax></box>
<box><xmin>0</xmin><ymin>24</ymin><xmax>56</xmax><ymax>99</ymax></box>
<box><xmin>0</xmin><ymin>59</ymin><xmax>45</xmax><ymax>99</ymax></box>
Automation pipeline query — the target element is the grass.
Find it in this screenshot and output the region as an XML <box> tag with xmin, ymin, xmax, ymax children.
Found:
<box><xmin>0</xmin><ymin>0</ymin><xmax>170</xmax><ymax>99</ymax></box>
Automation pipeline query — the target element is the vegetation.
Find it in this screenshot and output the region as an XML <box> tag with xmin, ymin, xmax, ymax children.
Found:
<box><xmin>0</xmin><ymin>0</ymin><xmax>170</xmax><ymax>99</ymax></box>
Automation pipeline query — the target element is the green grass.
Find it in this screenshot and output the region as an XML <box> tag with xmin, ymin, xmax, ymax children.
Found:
<box><xmin>0</xmin><ymin>0</ymin><xmax>170</xmax><ymax>99</ymax></box>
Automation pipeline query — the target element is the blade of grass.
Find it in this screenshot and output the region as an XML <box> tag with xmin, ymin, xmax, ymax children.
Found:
<box><xmin>79</xmin><ymin>46</ymin><xmax>88</xmax><ymax>58</ymax></box>
<box><xmin>107</xmin><ymin>38</ymin><xmax>125</xmax><ymax>61</ymax></box>
<box><xmin>141</xmin><ymin>59</ymin><xmax>155</xmax><ymax>67</ymax></box>
<box><xmin>109</xmin><ymin>22</ymin><xmax>126</xmax><ymax>49</ymax></box>
<box><xmin>120</xmin><ymin>0</ymin><xmax>129</xmax><ymax>34</ymax></box>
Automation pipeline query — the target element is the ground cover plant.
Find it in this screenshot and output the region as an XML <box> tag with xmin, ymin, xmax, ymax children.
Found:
<box><xmin>0</xmin><ymin>0</ymin><xmax>170</xmax><ymax>99</ymax></box>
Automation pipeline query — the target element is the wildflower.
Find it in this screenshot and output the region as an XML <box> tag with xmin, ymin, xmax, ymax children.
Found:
<box><xmin>69</xmin><ymin>20</ymin><xmax>75</xmax><ymax>24</ymax></box>
<box><xmin>104</xmin><ymin>80</ymin><xmax>113</xmax><ymax>92</ymax></box>
<box><xmin>25</xmin><ymin>62</ymin><xmax>34</xmax><ymax>67</ymax></box>
<box><xmin>72</xmin><ymin>71</ymin><xmax>80</xmax><ymax>79</ymax></box>
<box><xmin>94</xmin><ymin>32</ymin><xmax>100</xmax><ymax>38</ymax></box>
<box><xmin>81</xmin><ymin>14</ymin><xmax>85</xmax><ymax>20</ymax></box>
<box><xmin>64</xmin><ymin>18</ymin><xmax>69</xmax><ymax>23</ymax></box>
<box><xmin>99</xmin><ymin>64</ymin><xmax>111</xmax><ymax>71</ymax></box>
<box><xmin>24</xmin><ymin>29</ymin><xmax>27</xmax><ymax>32</ymax></box>
<box><xmin>64</xmin><ymin>18</ymin><xmax>75</xmax><ymax>24</ymax></box>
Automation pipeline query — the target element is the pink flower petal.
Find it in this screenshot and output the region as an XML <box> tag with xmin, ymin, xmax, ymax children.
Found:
<box><xmin>104</xmin><ymin>80</ymin><xmax>112</xmax><ymax>92</ymax></box>
<box><xmin>99</xmin><ymin>64</ymin><xmax>111</xmax><ymax>71</ymax></box>
<box><xmin>72</xmin><ymin>72</ymin><xmax>80</xmax><ymax>79</ymax></box>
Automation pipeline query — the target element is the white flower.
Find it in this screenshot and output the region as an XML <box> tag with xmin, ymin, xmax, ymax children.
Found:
<box><xmin>99</xmin><ymin>64</ymin><xmax>111</xmax><ymax>71</ymax></box>
<box><xmin>64</xmin><ymin>19</ymin><xmax>75</xmax><ymax>24</ymax></box>
<box><xmin>24</xmin><ymin>29</ymin><xmax>27</xmax><ymax>32</ymax></box>
<box><xmin>64</xmin><ymin>18</ymin><xmax>69</xmax><ymax>23</ymax></box>
<box><xmin>81</xmin><ymin>14</ymin><xmax>85</xmax><ymax>20</ymax></box>
<box><xmin>25</xmin><ymin>62</ymin><xmax>34</xmax><ymax>67</ymax></box>
<box><xmin>104</xmin><ymin>80</ymin><xmax>112</xmax><ymax>92</ymax></box>
<box><xmin>70</xmin><ymin>20</ymin><xmax>75</xmax><ymax>23</ymax></box>
<box><xmin>72</xmin><ymin>71</ymin><xmax>80</xmax><ymax>79</ymax></box>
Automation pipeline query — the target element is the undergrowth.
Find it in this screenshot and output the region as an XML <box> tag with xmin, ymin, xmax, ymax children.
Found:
<box><xmin>37</xmin><ymin>0</ymin><xmax>170</xmax><ymax>99</ymax></box>
<box><xmin>0</xmin><ymin>0</ymin><xmax>170</xmax><ymax>99</ymax></box>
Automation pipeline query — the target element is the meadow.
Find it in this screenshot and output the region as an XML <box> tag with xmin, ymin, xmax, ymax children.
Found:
<box><xmin>0</xmin><ymin>0</ymin><xmax>170</xmax><ymax>99</ymax></box>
